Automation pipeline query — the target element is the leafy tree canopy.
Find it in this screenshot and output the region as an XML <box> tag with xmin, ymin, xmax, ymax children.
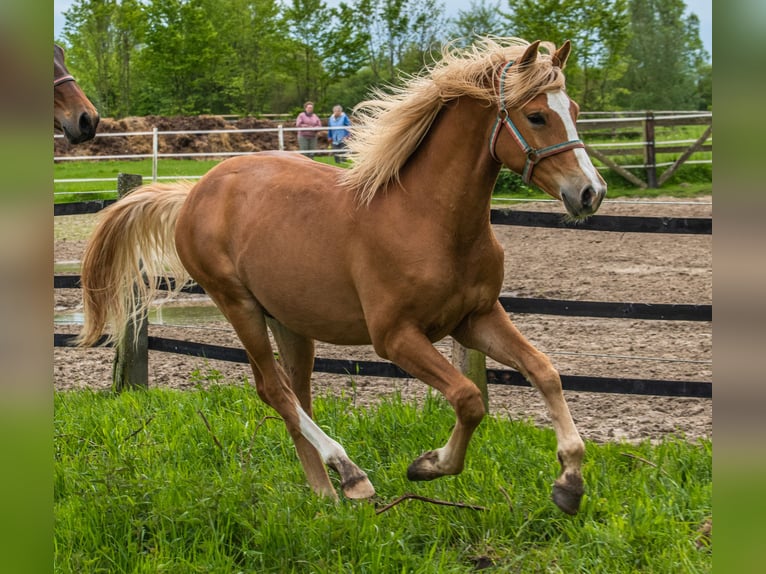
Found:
<box><xmin>59</xmin><ymin>0</ymin><xmax>711</xmax><ymax>116</ymax></box>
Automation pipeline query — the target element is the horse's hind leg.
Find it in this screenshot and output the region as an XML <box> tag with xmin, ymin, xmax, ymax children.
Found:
<box><xmin>267</xmin><ymin>318</ymin><xmax>315</xmax><ymax>414</ymax></box>
<box><xmin>453</xmin><ymin>302</ymin><xmax>585</xmax><ymax>515</ymax></box>
<box><xmin>214</xmin><ymin>291</ymin><xmax>374</xmax><ymax>500</ymax></box>
<box><xmin>265</xmin><ymin>318</ymin><xmax>333</xmax><ymax>494</ymax></box>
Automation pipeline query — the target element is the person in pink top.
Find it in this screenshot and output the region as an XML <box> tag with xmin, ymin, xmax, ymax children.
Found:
<box><xmin>296</xmin><ymin>101</ymin><xmax>322</xmax><ymax>159</ymax></box>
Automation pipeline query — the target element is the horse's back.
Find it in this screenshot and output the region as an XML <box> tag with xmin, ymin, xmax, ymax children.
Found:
<box><xmin>175</xmin><ymin>153</ymin><xmax>371</xmax><ymax>343</ymax></box>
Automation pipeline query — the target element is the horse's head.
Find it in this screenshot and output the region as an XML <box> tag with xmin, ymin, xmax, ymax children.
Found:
<box><xmin>491</xmin><ymin>41</ymin><xmax>606</xmax><ymax>219</ymax></box>
<box><xmin>54</xmin><ymin>44</ymin><xmax>99</xmax><ymax>144</ymax></box>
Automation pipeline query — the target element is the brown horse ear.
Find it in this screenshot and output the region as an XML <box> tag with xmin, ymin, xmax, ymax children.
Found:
<box><xmin>517</xmin><ymin>40</ymin><xmax>541</xmax><ymax>68</ymax></box>
<box><xmin>552</xmin><ymin>40</ymin><xmax>572</xmax><ymax>69</ymax></box>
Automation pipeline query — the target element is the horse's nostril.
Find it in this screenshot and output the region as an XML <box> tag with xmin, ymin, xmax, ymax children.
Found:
<box><xmin>78</xmin><ymin>112</ymin><xmax>99</xmax><ymax>137</ymax></box>
<box><xmin>79</xmin><ymin>112</ymin><xmax>93</xmax><ymax>132</ymax></box>
<box><xmin>580</xmin><ymin>186</ymin><xmax>595</xmax><ymax>210</ymax></box>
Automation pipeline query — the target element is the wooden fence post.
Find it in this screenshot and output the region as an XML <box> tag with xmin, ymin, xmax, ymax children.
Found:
<box><xmin>452</xmin><ymin>340</ymin><xmax>489</xmax><ymax>413</ymax></box>
<box><xmin>112</xmin><ymin>173</ymin><xmax>149</xmax><ymax>392</ymax></box>
<box><xmin>644</xmin><ymin>111</ymin><xmax>657</xmax><ymax>188</ymax></box>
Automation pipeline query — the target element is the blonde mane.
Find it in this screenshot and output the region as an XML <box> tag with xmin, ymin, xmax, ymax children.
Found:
<box><xmin>341</xmin><ymin>36</ymin><xmax>569</xmax><ymax>206</ymax></box>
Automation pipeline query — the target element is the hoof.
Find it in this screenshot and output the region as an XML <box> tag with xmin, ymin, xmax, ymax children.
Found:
<box><xmin>406</xmin><ymin>450</ymin><xmax>451</xmax><ymax>481</ymax></box>
<box><xmin>552</xmin><ymin>474</ymin><xmax>584</xmax><ymax>515</ymax></box>
<box><xmin>342</xmin><ymin>474</ymin><xmax>376</xmax><ymax>499</ymax></box>
<box><xmin>329</xmin><ymin>458</ymin><xmax>375</xmax><ymax>499</ymax></box>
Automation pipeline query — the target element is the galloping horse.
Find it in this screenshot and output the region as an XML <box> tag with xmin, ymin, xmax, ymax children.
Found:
<box><xmin>78</xmin><ymin>38</ymin><xmax>606</xmax><ymax>515</ymax></box>
<box><xmin>54</xmin><ymin>44</ymin><xmax>99</xmax><ymax>144</ymax></box>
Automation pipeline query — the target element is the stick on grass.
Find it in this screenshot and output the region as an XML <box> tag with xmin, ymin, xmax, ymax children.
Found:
<box><xmin>376</xmin><ymin>493</ymin><xmax>486</xmax><ymax>515</ymax></box>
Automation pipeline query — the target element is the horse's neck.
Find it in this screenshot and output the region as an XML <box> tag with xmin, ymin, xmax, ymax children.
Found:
<box><xmin>398</xmin><ymin>97</ymin><xmax>501</xmax><ymax>232</ymax></box>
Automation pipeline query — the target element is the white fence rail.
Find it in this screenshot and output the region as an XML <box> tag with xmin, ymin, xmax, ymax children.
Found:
<box><xmin>54</xmin><ymin>111</ymin><xmax>712</xmax><ymax>193</ymax></box>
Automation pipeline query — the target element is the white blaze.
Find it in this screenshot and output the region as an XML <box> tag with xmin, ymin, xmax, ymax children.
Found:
<box><xmin>546</xmin><ymin>91</ymin><xmax>602</xmax><ymax>186</ymax></box>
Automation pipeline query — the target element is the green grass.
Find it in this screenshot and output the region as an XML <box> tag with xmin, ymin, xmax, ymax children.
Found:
<box><xmin>53</xmin><ymin>155</ymin><xmax>352</xmax><ymax>203</ymax></box>
<box><xmin>55</xmin><ymin>384</ymin><xmax>712</xmax><ymax>573</ymax></box>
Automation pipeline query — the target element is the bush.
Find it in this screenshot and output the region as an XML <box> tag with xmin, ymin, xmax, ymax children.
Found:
<box><xmin>492</xmin><ymin>169</ymin><xmax>532</xmax><ymax>196</ymax></box>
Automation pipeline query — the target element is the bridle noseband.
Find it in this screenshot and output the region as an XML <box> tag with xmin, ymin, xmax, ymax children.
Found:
<box><xmin>489</xmin><ymin>60</ymin><xmax>585</xmax><ymax>184</ymax></box>
<box><xmin>54</xmin><ymin>75</ymin><xmax>76</xmax><ymax>88</ymax></box>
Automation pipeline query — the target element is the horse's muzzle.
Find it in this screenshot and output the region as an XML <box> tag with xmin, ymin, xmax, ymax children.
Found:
<box><xmin>562</xmin><ymin>184</ymin><xmax>606</xmax><ymax>219</ymax></box>
<box><xmin>64</xmin><ymin>111</ymin><xmax>100</xmax><ymax>144</ymax></box>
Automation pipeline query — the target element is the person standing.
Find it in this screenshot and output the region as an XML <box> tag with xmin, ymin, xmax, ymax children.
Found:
<box><xmin>296</xmin><ymin>101</ymin><xmax>322</xmax><ymax>158</ymax></box>
<box><xmin>327</xmin><ymin>104</ymin><xmax>351</xmax><ymax>164</ymax></box>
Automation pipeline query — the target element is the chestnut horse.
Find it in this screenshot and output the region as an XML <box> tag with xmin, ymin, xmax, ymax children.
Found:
<box><xmin>78</xmin><ymin>38</ymin><xmax>606</xmax><ymax>515</ymax></box>
<box><xmin>54</xmin><ymin>44</ymin><xmax>99</xmax><ymax>143</ymax></box>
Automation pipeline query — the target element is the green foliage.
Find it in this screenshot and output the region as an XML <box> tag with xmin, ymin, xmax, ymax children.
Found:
<box><xmin>492</xmin><ymin>169</ymin><xmax>528</xmax><ymax>196</ymax></box>
<box><xmin>448</xmin><ymin>1</ymin><xmax>507</xmax><ymax>43</ymax></box>
<box><xmin>59</xmin><ymin>0</ymin><xmax>710</xmax><ymax>117</ymax></box>
<box><xmin>504</xmin><ymin>0</ymin><xmax>631</xmax><ymax>110</ymax></box>
<box><xmin>617</xmin><ymin>0</ymin><xmax>710</xmax><ymax>110</ymax></box>
<box><xmin>55</xmin><ymin>386</ymin><xmax>712</xmax><ymax>572</ymax></box>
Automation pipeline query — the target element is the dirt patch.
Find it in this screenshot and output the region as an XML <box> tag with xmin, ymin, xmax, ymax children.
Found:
<box><xmin>54</xmin><ymin>189</ymin><xmax>712</xmax><ymax>445</ymax></box>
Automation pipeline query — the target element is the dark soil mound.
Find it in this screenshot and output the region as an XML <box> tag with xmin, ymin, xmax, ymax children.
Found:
<box><xmin>54</xmin><ymin>115</ymin><xmax>325</xmax><ymax>157</ymax></box>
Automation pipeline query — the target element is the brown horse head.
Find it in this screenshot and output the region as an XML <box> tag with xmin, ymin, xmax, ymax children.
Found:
<box><xmin>54</xmin><ymin>44</ymin><xmax>99</xmax><ymax>144</ymax></box>
<box><xmin>490</xmin><ymin>40</ymin><xmax>606</xmax><ymax>219</ymax></box>
<box><xmin>343</xmin><ymin>38</ymin><xmax>605</xmax><ymax>220</ymax></box>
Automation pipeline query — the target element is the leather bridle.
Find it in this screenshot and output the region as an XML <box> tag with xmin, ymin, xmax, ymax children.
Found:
<box><xmin>54</xmin><ymin>75</ymin><xmax>76</xmax><ymax>87</ymax></box>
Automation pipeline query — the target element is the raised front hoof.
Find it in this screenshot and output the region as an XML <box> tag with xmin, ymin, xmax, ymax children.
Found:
<box><xmin>552</xmin><ymin>476</ymin><xmax>584</xmax><ymax>515</ymax></box>
<box><xmin>406</xmin><ymin>450</ymin><xmax>455</xmax><ymax>481</ymax></box>
<box><xmin>341</xmin><ymin>475</ymin><xmax>376</xmax><ymax>500</ymax></box>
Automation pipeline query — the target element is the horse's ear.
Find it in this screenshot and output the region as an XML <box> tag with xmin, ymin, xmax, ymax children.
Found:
<box><xmin>552</xmin><ymin>40</ymin><xmax>571</xmax><ymax>69</ymax></box>
<box><xmin>518</xmin><ymin>40</ymin><xmax>541</xmax><ymax>68</ymax></box>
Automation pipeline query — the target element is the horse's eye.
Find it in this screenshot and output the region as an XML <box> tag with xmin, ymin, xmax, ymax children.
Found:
<box><xmin>527</xmin><ymin>113</ymin><xmax>545</xmax><ymax>126</ymax></box>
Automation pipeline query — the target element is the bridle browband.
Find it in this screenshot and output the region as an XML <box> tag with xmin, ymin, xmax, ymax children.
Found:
<box><xmin>489</xmin><ymin>60</ymin><xmax>585</xmax><ymax>184</ymax></box>
<box><xmin>54</xmin><ymin>75</ymin><xmax>76</xmax><ymax>88</ymax></box>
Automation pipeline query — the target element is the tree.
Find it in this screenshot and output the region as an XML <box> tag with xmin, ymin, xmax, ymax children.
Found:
<box><xmin>112</xmin><ymin>0</ymin><xmax>146</xmax><ymax>116</ymax></box>
<box><xmin>133</xmin><ymin>0</ymin><xmax>231</xmax><ymax>114</ymax></box>
<box><xmin>323</xmin><ymin>2</ymin><xmax>371</xmax><ymax>82</ymax></box>
<box><xmin>503</xmin><ymin>0</ymin><xmax>630</xmax><ymax>109</ymax></box>
<box><xmin>283</xmin><ymin>0</ymin><xmax>332</xmax><ymax>104</ymax></box>
<box><xmin>62</xmin><ymin>0</ymin><xmax>119</xmax><ymax>116</ymax></box>
<box><xmin>204</xmin><ymin>0</ymin><xmax>289</xmax><ymax>114</ymax></box>
<box><xmin>448</xmin><ymin>0</ymin><xmax>508</xmax><ymax>46</ymax></box>
<box><xmin>351</xmin><ymin>0</ymin><xmax>446</xmax><ymax>83</ymax></box>
<box><xmin>617</xmin><ymin>0</ymin><xmax>710</xmax><ymax>110</ymax></box>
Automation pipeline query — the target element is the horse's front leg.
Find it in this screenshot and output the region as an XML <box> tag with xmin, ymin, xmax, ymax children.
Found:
<box><xmin>375</xmin><ymin>325</ymin><xmax>486</xmax><ymax>480</ymax></box>
<box><xmin>453</xmin><ymin>302</ymin><xmax>585</xmax><ymax>515</ymax></box>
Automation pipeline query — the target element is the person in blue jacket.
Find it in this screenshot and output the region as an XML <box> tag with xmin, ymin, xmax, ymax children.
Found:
<box><xmin>327</xmin><ymin>105</ymin><xmax>351</xmax><ymax>164</ymax></box>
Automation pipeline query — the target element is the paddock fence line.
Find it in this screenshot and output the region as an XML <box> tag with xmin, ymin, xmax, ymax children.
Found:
<box><xmin>54</xmin><ymin>110</ymin><xmax>712</xmax><ymax>191</ymax></box>
<box><xmin>54</xmin><ymin>178</ymin><xmax>712</xmax><ymax>399</ymax></box>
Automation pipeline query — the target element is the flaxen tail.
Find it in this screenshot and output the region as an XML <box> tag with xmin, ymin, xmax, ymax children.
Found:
<box><xmin>76</xmin><ymin>181</ymin><xmax>195</xmax><ymax>350</ymax></box>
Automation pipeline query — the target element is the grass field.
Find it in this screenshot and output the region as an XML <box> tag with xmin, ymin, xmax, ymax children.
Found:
<box><xmin>55</xmin><ymin>385</ymin><xmax>712</xmax><ymax>573</ymax></box>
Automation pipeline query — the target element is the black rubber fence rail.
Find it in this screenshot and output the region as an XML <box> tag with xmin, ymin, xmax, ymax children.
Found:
<box><xmin>53</xmin><ymin>333</ymin><xmax>712</xmax><ymax>398</ymax></box>
<box><xmin>490</xmin><ymin>209</ymin><xmax>712</xmax><ymax>234</ymax></box>
<box><xmin>54</xmin><ymin>275</ymin><xmax>711</xmax><ymax>322</ymax></box>
<box><xmin>54</xmin><ymin>199</ymin><xmax>117</xmax><ymax>216</ymax></box>
<box><xmin>498</xmin><ymin>297</ymin><xmax>711</xmax><ymax>321</ymax></box>
<box><xmin>56</xmin><ymin>200</ymin><xmax>711</xmax><ymax>234</ymax></box>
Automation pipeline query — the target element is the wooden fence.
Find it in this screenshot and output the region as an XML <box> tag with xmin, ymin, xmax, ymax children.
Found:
<box><xmin>54</xmin><ymin>175</ymin><xmax>712</xmax><ymax>400</ymax></box>
<box><xmin>576</xmin><ymin>111</ymin><xmax>712</xmax><ymax>189</ymax></box>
